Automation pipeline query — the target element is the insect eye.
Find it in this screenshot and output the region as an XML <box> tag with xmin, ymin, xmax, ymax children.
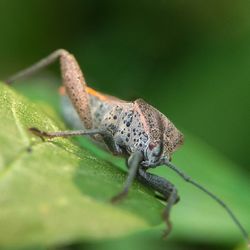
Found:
<box><xmin>148</xmin><ymin>143</ymin><xmax>155</xmax><ymax>151</ymax></box>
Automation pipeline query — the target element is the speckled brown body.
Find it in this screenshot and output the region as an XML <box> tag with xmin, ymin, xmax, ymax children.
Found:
<box><xmin>54</xmin><ymin>50</ymin><xmax>183</xmax><ymax>162</ymax></box>
<box><xmin>60</xmin><ymin>50</ymin><xmax>184</xmax><ymax>162</ymax></box>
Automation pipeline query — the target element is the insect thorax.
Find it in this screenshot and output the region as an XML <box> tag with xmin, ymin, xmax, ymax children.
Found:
<box><xmin>61</xmin><ymin>93</ymin><xmax>183</xmax><ymax>162</ymax></box>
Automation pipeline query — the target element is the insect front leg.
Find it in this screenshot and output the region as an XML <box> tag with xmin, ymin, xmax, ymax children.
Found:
<box><xmin>111</xmin><ymin>151</ymin><xmax>143</xmax><ymax>203</ymax></box>
<box><xmin>29</xmin><ymin>127</ymin><xmax>103</xmax><ymax>140</ymax></box>
<box><xmin>137</xmin><ymin>168</ymin><xmax>179</xmax><ymax>238</ymax></box>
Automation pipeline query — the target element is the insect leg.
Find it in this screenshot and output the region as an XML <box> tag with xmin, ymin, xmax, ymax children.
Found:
<box><xmin>6</xmin><ymin>50</ymin><xmax>65</xmax><ymax>84</ymax></box>
<box><xmin>6</xmin><ymin>49</ymin><xmax>93</xmax><ymax>129</ymax></box>
<box><xmin>137</xmin><ymin>168</ymin><xmax>179</xmax><ymax>238</ymax></box>
<box><xmin>111</xmin><ymin>151</ymin><xmax>143</xmax><ymax>203</ymax></box>
<box><xmin>29</xmin><ymin>127</ymin><xmax>103</xmax><ymax>139</ymax></box>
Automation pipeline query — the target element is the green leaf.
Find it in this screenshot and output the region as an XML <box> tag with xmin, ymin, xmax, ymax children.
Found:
<box><xmin>1</xmin><ymin>80</ymin><xmax>249</xmax><ymax>250</ymax></box>
<box><xmin>0</xmin><ymin>82</ymin><xmax>164</xmax><ymax>249</ymax></box>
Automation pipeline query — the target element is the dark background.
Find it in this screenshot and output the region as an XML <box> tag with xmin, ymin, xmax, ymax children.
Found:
<box><xmin>0</xmin><ymin>1</ymin><xmax>249</xmax><ymax>249</ymax></box>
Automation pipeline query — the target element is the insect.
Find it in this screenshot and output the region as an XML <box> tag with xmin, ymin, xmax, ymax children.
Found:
<box><xmin>5</xmin><ymin>49</ymin><xmax>249</xmax><ymax>244</ymax></box>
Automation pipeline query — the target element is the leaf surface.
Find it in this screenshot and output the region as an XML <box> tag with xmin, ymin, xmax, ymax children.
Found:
<box><xmin>0</xmin><ymin>82</ymin><xmax>163</xmax><ymax>249</ymax></box>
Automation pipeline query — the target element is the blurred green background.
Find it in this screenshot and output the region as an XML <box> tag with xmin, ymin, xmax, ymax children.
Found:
<box><xmin>0</xmin><ymin>0</ymin><xmax>249</xmax><ymax>249</ymax></box>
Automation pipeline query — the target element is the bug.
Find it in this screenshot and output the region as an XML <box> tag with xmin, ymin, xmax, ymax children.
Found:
<box><xmin>5</xmin><ymin>49</ymin><xmax>249</xmax><ymax>244</ymax></box>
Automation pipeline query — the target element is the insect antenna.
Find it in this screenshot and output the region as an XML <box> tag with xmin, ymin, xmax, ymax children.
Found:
<box><xmin>163</xmin><ymin>158</ymin><xmax>249</xmax><ymax>244</ymax></box>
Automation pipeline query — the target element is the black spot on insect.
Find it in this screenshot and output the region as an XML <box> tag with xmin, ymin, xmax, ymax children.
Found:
<box><xmin>126</xmin><ymin>138</ymin><xmax>129</xmax><ymax>142</ymax></box>
<box><xmin>126</xmin><ymin>122</ymin><xmax>130</xmax><ymax>127</ymax></box>
<box><xmin>113</xmin><ymin>115</ymin><xmax>117</xmax><ymax>120</ymax></box>
<box><xmin>128</xmin><ymin>133</ymin><xmax>130</xmax><ymax>137</ymax></box>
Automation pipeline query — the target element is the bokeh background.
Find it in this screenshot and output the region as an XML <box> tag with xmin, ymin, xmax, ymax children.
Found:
<box><xmin>0</xmin><ymin>1</ymin><xmax>249</xmax><ymax>249</ymax></box>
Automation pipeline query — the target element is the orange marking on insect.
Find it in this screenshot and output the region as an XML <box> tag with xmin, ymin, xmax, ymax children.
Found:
<box><xmin>58</xmin><ymin>86</ymin><xmax>66</xmax><ymax>95</ymax></box>
<box><xmin>86</xmin><ymin>86</ymin><xmax>108</xmax><ymax>101</ymax></box>
<box><xmin>59</xmin><ymin>85</ymin><xmax>108</xmax><ymax>101</ymax></box>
